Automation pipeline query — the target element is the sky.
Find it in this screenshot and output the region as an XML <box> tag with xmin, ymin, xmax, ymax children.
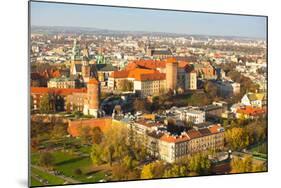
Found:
<box><xmin>30</xmin><ymin>1</ymin><xmax>267</xmax><ymax>39</ymax></box>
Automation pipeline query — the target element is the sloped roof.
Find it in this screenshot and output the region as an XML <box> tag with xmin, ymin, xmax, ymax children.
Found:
<box><xmin>160</xmin><ymin>134</ymin><xmax>190</xmax><ymax>143</ymax></box>
<box><xmin>111</xmin><ymin>68</ymin><xmax>165</xmax><ymax>81</ymax></box>
<box><xmin>186</xmin><ymin>129</ymin><xmax>202</xmax><ymax>139</ymax></box>
<box><xmin>31</xmin><ymin>87</ymin><xmax>87</xmax><ymax>95</ymax></box>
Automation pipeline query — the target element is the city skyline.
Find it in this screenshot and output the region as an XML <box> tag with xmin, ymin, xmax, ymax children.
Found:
<box><xmin>30</xmin><ymin>1</ymin><xmax>267</xmax><ymax>39</ymax></box>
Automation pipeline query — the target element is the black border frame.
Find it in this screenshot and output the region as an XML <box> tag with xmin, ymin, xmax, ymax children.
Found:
<box><xmin>28</xmin><ymin>0</ymin><xmax>269</xmax><ymax>187</ymax></box>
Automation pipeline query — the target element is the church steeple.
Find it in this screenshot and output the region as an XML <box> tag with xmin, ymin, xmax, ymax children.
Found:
<box><xmin>71</xmin><ymin>39</ymin><xmax>80</xmax><ymax>61</ymax></box>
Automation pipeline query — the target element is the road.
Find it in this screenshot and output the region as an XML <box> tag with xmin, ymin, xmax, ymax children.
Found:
<box><xmin>31</xmin><ymin>165</ymin><xmax>81</xmax><ymax>184</ymax></box>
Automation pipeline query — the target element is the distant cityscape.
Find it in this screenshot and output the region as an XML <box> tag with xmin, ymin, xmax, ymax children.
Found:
<box><xmin>30</xmin><ymin>3</ymin><xmax>267</xmax><ymax>187</ymax></box>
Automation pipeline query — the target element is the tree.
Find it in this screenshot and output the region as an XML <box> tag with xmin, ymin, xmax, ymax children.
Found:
<box><xmin>133</xmin><ymin>99</ymin><xmax>146</xmax><ymax>112</ymax></box>
<box><xmin>91</xmin><ymin>144</ymin><xmax>103</xmax><ymax>165</ymax></box>
<box><xmin>80</xmin><ymin>126</ymin><xmax>93</xmax><ymax>145</ymax></box>
<box><xmin>30</xmin><ymin>96</ymin><xmax>34</xmax><ymax>110</ymax></box>
<box><xmin>204</xmin><ymin>81</ymin><xmax>218</xmax><ymax>99</ymax></box>
<box><xmin>141</xmin><ymin>161</ymin><xmax>166</xmax><ymax>179</ymax></box>
<box><xmin>163</xmin><ymin>164</ymin><xmax>187</xmax><ymax>178</ymax></box>
<box><xmin>31</xmin><ymin>137</ymin><xmax>39</xmax><ymax>152</ymax></box>
<box><xmin>51</xmin><ymin>124</ymin><xmax>67</xmax><ymax>139</ymax></box>
<box><xmin>187</xmin><ymin>153</ymin><xmax>211</xmax><ymax>175</ymax></box>
<box><xmin>122</xmin><ymin>155</ymin><xmax>135</xmax><ymax>170</ymax></box>
<box><xmin>187</xmin><ymin>93</ymin><xmax>211</xmax><ymax>106</ymax></box>
<box><xmin>252</xmin><ymin>162</ymin><xmax>267</xmax><ymax>172</ymax></box>
<box><xmin>39</xmin><ymin>94</ymin><xmax>52</xmax><ymax>114</ymax></box>
<box><xmin>74</xmin><ymin>168</ymin><xmax>83</xmax><ymax>176</ymax></box>
<box><xmin>141</xmin><ymin>163</ymin><xmax>154</xmax><ymax>179</ymax></box>
<box><xmin>90</xmin><ymin>123</ymin><xmax>129</xmax><ymax>166</ymax></box>
<box><xmin>231</xmin><ymin>156</ymin><xmax>253</xmax><ymax>173</ymax></box>
<box><xmin>39</xmin><ymin>152</ymin><xmax>55</xmax><ymax>168</ymax></box>
<box><xmin>225</xmin><ymin>127</ymin><xmax>249</xmax><ymax>150</ymax></box>
<box><xmin>92</xmin><ymin>127</ymin><xmax>103</xmax><ymax>144</ymax></box>
<box><xmin>65</xmin><ymin>102</ymin><xmax>71</xmax><ymax>113</ymax></box>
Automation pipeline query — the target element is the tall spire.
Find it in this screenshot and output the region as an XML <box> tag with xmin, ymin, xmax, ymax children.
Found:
<box><xmin>71</xmin><ymin>39</ymin><xmax>80</xmax><ymax>61</ymax></box>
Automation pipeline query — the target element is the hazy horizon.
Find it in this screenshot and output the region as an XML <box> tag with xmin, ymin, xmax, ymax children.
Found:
<box><xmin>30</xmin><ymin>1</ymin><xmax>267</xmax><ymax>39</ymax></box>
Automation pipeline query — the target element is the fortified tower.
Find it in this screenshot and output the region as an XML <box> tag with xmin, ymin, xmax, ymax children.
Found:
<box><xmin>166</xmin><ymin>58</ymin><xmax>178</xmax><ymax>91</ymax></box>
<box><xmin>83</xmin><ymin>78</ymin><xmax>100</xmax><ymax>117</ymax></box>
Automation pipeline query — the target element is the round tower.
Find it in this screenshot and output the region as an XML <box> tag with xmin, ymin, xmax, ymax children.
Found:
<box><xmin>166</xmin><ymin>58</ymin><xmax>178</xmax><ymax>91</ymax></box>
<box><xmin>83</xmin><ymin>78</ymin><xmax>100</xmax><ymax>117</ymax></box>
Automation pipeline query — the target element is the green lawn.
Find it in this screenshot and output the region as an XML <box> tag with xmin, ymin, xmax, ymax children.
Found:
<box><xmin>31</xmin><ymin>177</ymin><xmax>42</xmax><ymax>187</ymax></box>
<box><xmin>250</xmin><ymin>142</ymin><xmax>267</xmax><ymax>154</ymax></box>
<box><xmin>31</xmin><ymin>167</ymin><xmax>65</xmax><ymax>185</ymax></box>
<box><xmin>54</xmin><ymin>154</ymin><xmax>105</xmax><ymax>182</ymax></box>
<box><xmin>31</xmin><ymin>138</ymin><xmax>106</xmax><ymax>184</ymax></box>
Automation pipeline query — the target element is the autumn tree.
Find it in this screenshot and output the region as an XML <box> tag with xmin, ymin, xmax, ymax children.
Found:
<box><xmin>141</xmin><ymin>163</ymin><xmax>154</xmax><ymax>179</ymax></box>
<box><xmin>225</xmin><ymin>127</ymin><xmax>249</xmax><ymax>150</ymax></box>
<box><xmin>111</xmin><ymin>164</ymin><xmax>129</xmax><ymax>180</ymax></box>
<box><xmin>187</xmin><ymin>93</ymin><xmax>211</xmax><ymax>106</ymax></box>
<box><xmin>141</xmin><ymin>161</ymin><xmax>166</xmax><ymax>179</ymax></box>
<box><xmin>92</xmin><ymin>127</ymin><xmax>103</xmax><ymax>144</ymax></box>
<box><xmin>231</xmin><ymin>156</ymin><xmax>253</xmax><ymax>173</ymax></box>
<box><xmin>111</xmin><ymin>156</ymin><xmax>140</xmax><ymax>180</ymax></box>
<box><xmin>39</xmin><ymin>94</ymin><xmax>52</xmax><ymax>114</ymax></box>
<box><xmin>79</xmin><ymin>126</ymin><xmax>93</xmax><ymax>145</ymax></box>
<box><xmin>91</xmin><ymin>144</ymin><xmax>103</xmax><ymax>166</ymax></box>
<box><xmin>187</xmin><ymin>153</ymin><xmax>211</xmax><ymax>175</ymax></box>
<box><xmin>163</xmin><ymin>164</ymin><xmax>188</xmax><ymax>178</ymax></box>
<box><xmin>133</xmin><ymin>98</ymin><xmax>147</xmax><ymax>112</ymax></box>
<box><xmin>204</xmin><ymin>81</ymin><xmax>218</xmax><ymax>99</ymax></box>
<box><xmin>39</xmin><ymin>152</ymin><xmax>55</xmax><ymax>168</ymax></box>
<box><xmin>51</xmin><ymin>124</ymin><xmax>68</xmax><ymax>139</ymax></box>
<box><xmin>74</xmin><ymin>168</ymin><xmax>83</xmax><ymax>176</ymax></box>
<box><xmin>90</xmin><ymin>123</ymin><xmax>129</xmax><ymax>166</ymax></box>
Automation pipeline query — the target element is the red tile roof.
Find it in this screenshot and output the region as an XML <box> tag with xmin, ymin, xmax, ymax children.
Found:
<box><xmin>236</xmin><ymin>106</ymin><xmax>266</xmax><ymax>116</ymax></box>
<box><xmin>110</xmin><ymin>70</ymin><xmax>130</xmax><ymax>78</ymax></box>
<box><xmin>160</xmin><ymin>134</ymin><xmax>190</xmax><ymax>143</ymax></box>
<box><xmin>126</xmin><ymin>60</ymin><xmax>166</xmax><ymax>70</ymax></box>
<box><xmin>186</xmin><ymin>129</ymin><xmax>202</xmax><ymax>139</ymax></box>
<box><xmin>166</xmin><ymin>57</ymin><xmax>177</xmax><ymax>64</ymax></box>
<box><xmin>31</xmin><ymin>87</ymin><xmax>87</xmax><ymax>95</ymax></box>
<box><xmin>111</xmin><ymin>68</ymin><xmax>165</xmax><ymax>81</ymax></box>
<box><xmin>208</xmin><ymin>124</ymin><xmax>222</xmax><ymax>134</ymax></box>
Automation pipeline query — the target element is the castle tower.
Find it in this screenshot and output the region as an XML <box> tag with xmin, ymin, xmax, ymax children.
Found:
<box><xmin>82</xmin><ymin>56</ymin><xmax>90</xmax><ymax>80</ymax></box>
<box><xmin>166</xmin><ymin>58</ymin><xmax>178</xmax><ymax>91</ymax></box>
<box><xmin>83</xmin><ymin>78</ymin><xmax>100</xmax><ymax>117</ymax></box>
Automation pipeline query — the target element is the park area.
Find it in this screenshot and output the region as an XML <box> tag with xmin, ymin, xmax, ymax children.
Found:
<box><xmin>30</xmin><ymin>137</ymin><xmax>110</xmax><ymax>186</ymax></box>
<box><xmin>249</xmin><ymin>142</ymin><xmax>267</xmax><ymax>161</ymax></box>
